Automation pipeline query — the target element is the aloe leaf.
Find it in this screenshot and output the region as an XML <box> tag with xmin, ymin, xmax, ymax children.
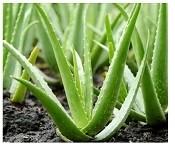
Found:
<box><xmin>35</xmin><ymin>4</ymin><xmax>88</xmax><ymax>128</ymax></box>
<box><xmin>108</xmin><ymin>42</ymin><xmax>115</xmax><ymax>64</ymax></box>
<box><xmin>86</xmin><ymin>4</ymin><xmax>101</xmax><ymax>48</ymax></box>
<box><xmin>70</xmin><ymin>4</ymin><xmax>85</xmax><ymax>59</ymax></box>
<box><xmin>52</xmin><ymin>4</ymin><xmax>72</xmax><ymax>32</ymax></box>
<box><xmin>13</xmin><ymin>78</ymin><xmax>91</xmax><ymax>142</ymax></box>
<box><xmin>3</xmin><ymin>4</ymin><xmax>33</xmax><ymax>91</ymax></box>
<box><xmin>3</xmin><ymin>4</ymin><xmax>13</xmax><ymax>68</ymax></box>
<box><xmin>93</xmin><ymin>86</ymin><xmax>145</xmax><ymax>123</ymax></box>
<box><xmin>19</xmin><ymin>20</ymin><xmax>39</xmax><ymax>54</ymax></box>
<box><xmin>105</xmin><ymin>15</ymin><xmax>115</xmax><ymax>50</ymax></box>
<box><xmin>34</xmin><ymin>67</ymin><xmax>59</xmax><ymax>85</ymax></box>
<box><xmin>95</xmin><ymin>4</ymin><xmax>107</xmax><ymax>34</ymax></box>
<box><xmin>91</xmin><ymin>4</ymin><xmax>129</xmax><ymax>71</ymax></box>
<box><xmin>83</xmin><ymin>8</ymin><xmax>93</xmax><ymax>119</ymax></box>
<box><xmin>3</xmin><ymin>40</ymin><xmax>91</xmax><ymax>141</ymax></box>
<box><xmin>95</xmin><ymin>39</ymin><xmax>148</xmax><ymax>141</ymax></box>
<box><xmin>124</xmin><ymin>65</ymin><xmax>145</xmax><ymax>114</ymax></box>
<box><xmin>114</xmin><ymin>3</ymin><xmax>166</xmax><ymax>125</ymax></box>
<box><xmin>3</xmin><ymin>40</ymin><xmax>59</xmax><ymax>102</ymax></box>
<box><xmin>115</xmin><ymin>102</ymin><xmax>146</xmax><ymax>122</ymax></box>
<box><xmin>41</xmin><ymin>4</ymin><xmax>63</xmax><ymax>40</ymax></box>
<box><xmin>105</xmin><ymin>13</ymin><xmax>128</xmax><ymax>103</ymax></box>
<box><xmin>87</xmin><ymin>23</ymin><xmax>103</xmax><ymax>37</ymax></box>
<box><xmin>11</xmin><ymin>46</ymin><xmax>39</xmax><ymax>103</ymax></box>
<box><xmin>82</xmin><ymin>4</ymin><xmax>141</xmax><ymax>136</ymax></box>
<box><xmin>71</xmin><ymin>46</ymin><xmax>85</xmax><ymax>106</ymax></box>
<box><xmin>34</xmin><ymin>6</ymin><xmax>59</xmax><ymax>73</ymax></box>
<box><xmin>151</xmin><ymin>3</ymin><xmax>168</xmax><ymax>111</ymax></box>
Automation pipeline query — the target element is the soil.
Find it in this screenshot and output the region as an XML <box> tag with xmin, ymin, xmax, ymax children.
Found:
<box><xmin>3</xmin><ymin>90</ymin><xmax>168</xmax><ymax>143</ymax></box>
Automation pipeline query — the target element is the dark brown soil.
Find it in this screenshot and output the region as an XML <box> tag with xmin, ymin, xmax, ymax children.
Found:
<box><xmin>3</xmin><ymin>90</ymin><xmax>168</xmax><ymax>143</ymax></box>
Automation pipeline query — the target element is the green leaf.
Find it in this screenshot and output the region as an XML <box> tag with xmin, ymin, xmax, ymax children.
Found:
<box><xmin>3</xmin><ymin>4</ymin><xmax>33</xmax><ymax>91</ymax></box>
<box><xmin>13</xmin><ymin>78</ymin><xmax>91</xmax><ymax>142</ymax></box>
<box><xmin>71</xmin><ymin>45</ymin><xmax>85</xmax><ymax>106</ymax></box>
<box><xmin>95</xmin><ymin>38</ymin><xmax>149</xmax><ymax>141</ymax></box>
<box><xmin>151</xmin><ymin>3</ymin><xmax>168</xmax><ymax>111</ymax></box>
<box><xmin>108</xmin><ymin>42</ymin><xmax>114</xmax><ymax>64</ymax></box>
<box><xmin>124</xmin><ymin>65</ymin><xmax>145</xmax><ymax>114</ymax></box>
<box><xmin>70</xmin><ymin>4</ymin><xmax>85</xmax><ymax>59</ymax></box>
<box><xmin>19</xmin><ymin>20</ymin><xmax>39</xmax><ymax>54</ymax></box>
<box><xmin>82</xmin><ymin>4</ymin><xmax>141</xmax><ymax>136</ymax></box>
<box><xmin>34</xmin><ymin>6</ymin><xmax>59</xmax><ymax>73</ymax></box>
<box><xmin>35</xmin><ymin>4</ymin><xmax>88</xmax><ymax>128</ymax></box>
<box><xmin>105</xmin><ymin>15</ymin><xmax>115</xmax><ymax>50</ymax></box>
<box><xmin>83</xmin><ymin>7</ymin><xmax>93</xmax><ymax>119</ymax></box>
<box><xmin>3</xmin><ymin>40</ymin><xmax>59</xmax><ymax>102</ymax></box>
<box><xmin>114</xmin><ymin>2</ymin><xmax>166</xmax><ymax>126</ymax></box>
<box><xmin>11</xmin><ymin>46</ymin><xmax>39</xmax><ymax>103</ymax></box>
<box><xmin>3</xmin><ymin>4</ymin><xmax>13</xmax><ymax>69</ymax></box>
<box><xmin>91</xmin><ymin>4</ymin><xmax>129</xmax><ymax>71</ymax></box>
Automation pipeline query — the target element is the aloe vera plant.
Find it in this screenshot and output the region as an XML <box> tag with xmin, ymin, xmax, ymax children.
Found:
<box><xmin>3</xmin><ymin>4</ymin><xmax>36</xmax><ymax>94</ymax></box>
<box><xmin>113</xmin><ymin>3</ymin><xmax>167</xmax><ymax>125</ymax></box>
<box><xmin>3</xmin><ymin>3</ymin><xmax>149</xmax><ymax>142</ymax></box>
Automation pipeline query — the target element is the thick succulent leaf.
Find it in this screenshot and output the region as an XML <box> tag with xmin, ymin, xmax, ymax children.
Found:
<box><xmin>3</xmin><ymin>4</ymin><xmax>33</xmax><ymax>90</ymax></box>
<box><xmin>52</xmin><ymin>4</ymin><xmax>73</xmax><ymax>32</ymax></box>
<box><xmin>3</xmin><ymin>4</ymin><xmax>13</xmax><ymax>69</ymax></box>
<box><xmin>14</xmin><ymin>78</ymin><xmax>91</xmax><ymax>142</ymax></box>
<box><xmin>105</xmin><ymin>15</ymin><xmax>128</xmax><ymax>103</ymax></box>
<box><xmin>82</xmin><ymin>4</ymin><xmax>141</xmax><ymax>136</ymax></box>
<box><xmin>108</xmin><ymin>42</ymin><xmax>114</xmax><ymax>63</ymax></box>
<box><xmin>87</xmin><ymin>23</ymin><xmax>103</xmax><ymax>36</ymax></box>
<box><xmin>70</xmin><ymin>4</ymin><xmax>85</xmax><ymax>59</ymax></box>
<box><xmin>105</xmin><ymin>15</ymin><xmax>115</xmax><ymax>50</ymax></box>
<box><xmin>114</xmin><ymin>3</ymin><xmax>166</xmax><ymax>125</ymax></box>
<box><xmin>83</xmin><ymin>7</ymin><xmax>93</xmax><ymax>119</ymax></box>
<box><xmin>151</xmin><ymin>4</ymin><xmax>168</xmax><ymax>111</ymax></box>
<box><xmin>11</xmin><ymin>46</ymin><xmax>39</xmax><ymax>103</ymax></box>
<box><xmin>34</xmin><ymin>67</ymin><xmax>59</xmax><ymax>85</ymax></box>
<box><xmin>94</xmin><ymin>39</ymin><xmax>149</xmax><ymax>141</ymax></box>
<box><xmin>3</xmin><ymin>40</ymin><xmax>59</xmax><ymax>103</ymax></box>
<box><xmin>71</xmin><ymin>46</ymin><xmax>85</xmax><ymax>106</ymax></box>
<box><xmin>86</xmin><ymin>4</ymin><xmax>101</xmax><ymax>48</ymax></box>
<box><xmin>35</xmin><ymin>4</ymin><xmax>88</xmax><ymax>128</ymax></box>
<box><xmin>34</xmin><ymin>6</ymin><xmax>59</xmax><ymax>73</ymax></box>
<box><xmin>19</xmin><ymin>20</ymin><xmax>39</xmax><ymax>55</ymax></box>
<box><xmin>124</xmin><ymin>65</ymin><xmax>145</xmax><ymax>114</ymax></box>
<box><xmin>91</xmin><ymin>4</ymin><xmax>129</xmax><ymax>71</ymax></box>
<box><xmin>92</xmin><ymin>87</ymin><xmax>146</xmax><ymax>123</ymax></box>
<box><xmin>115</xmin><ymin>102</ymin><xmax>146</xmax><ymax>122</ymax></box>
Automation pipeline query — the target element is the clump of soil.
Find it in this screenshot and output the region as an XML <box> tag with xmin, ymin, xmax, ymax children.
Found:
<box><xmin>3</xmin><ymin>90</ymin><xmax>168</xmax><ymax>143</ymax></box>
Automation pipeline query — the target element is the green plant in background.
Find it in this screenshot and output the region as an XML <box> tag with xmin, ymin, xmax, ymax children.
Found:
<box><xmin>3</xmin><ymin>3</ymin><xmax>168</xmax><ymax>142</ymax></box>
<box><xmin>3</xmin><ymin>3</ymin><xmax>148</xmax><ymax>141</ymax></box>
<box><xmin>3</xmin><ymin>4</ymin><xmax>39</xmax><ymax>102</ymax></box>
<box><xmin>114</xmin><ymin>3</ymin><xmax>167</xmax><ymax>125</ymax></box>
<box><xmin>93</xmin><ymin>3</ymin><xmax>168</xmax><ymax>126</ymax></box>
<box><xmin>11</xmin><ymin>46</ymin><xmax>39</xmax><ymax>103</ymax></box>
